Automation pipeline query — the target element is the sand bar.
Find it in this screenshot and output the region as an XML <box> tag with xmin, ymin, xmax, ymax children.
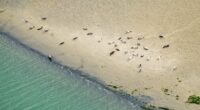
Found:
<box><xmin>1</xmin><ymin>0</ymin><xmax>200</xmax><ymax>109</ymax></box>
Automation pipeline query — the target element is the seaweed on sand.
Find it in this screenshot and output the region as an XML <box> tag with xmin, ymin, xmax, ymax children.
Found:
<box><xmin>187</xmin><ymin>95</ymin><xmax>200</xmax><ymax>105</ymax></box>
<box><xmin>142</xmin><ymin>104</ymin><xmax>174</xmax><ymax>110</ymax></box>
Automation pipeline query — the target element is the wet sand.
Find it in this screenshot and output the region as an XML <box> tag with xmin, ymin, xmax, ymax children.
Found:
<box><xmin>1</xmin><ymin>0</ymin><xmax>200</xmax><ymax>109</ymax></box>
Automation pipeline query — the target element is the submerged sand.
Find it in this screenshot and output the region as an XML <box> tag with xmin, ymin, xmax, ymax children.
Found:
<box><xmin>1</xmin><ymin>0</ymin><xmax>200</xmax><ymax>109</ymax></box>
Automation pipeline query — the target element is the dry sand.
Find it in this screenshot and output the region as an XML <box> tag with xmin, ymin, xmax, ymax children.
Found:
<box><xmin>1</xmin><ymin>0</ymin><xmax>200</xmax><ymax>109</ymax></box>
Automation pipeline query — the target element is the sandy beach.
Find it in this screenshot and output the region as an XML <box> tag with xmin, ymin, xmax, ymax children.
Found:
<box><xmin>1</xmin><ymin>0</ymin><xmax>200</xmax><ymax>109</ymax></box>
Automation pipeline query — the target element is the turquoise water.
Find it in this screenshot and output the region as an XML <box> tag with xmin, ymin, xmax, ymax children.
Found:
<box><xmin>0</xmin><ymin>34</ymin><xmax>142</xmax><ymax>110</ymax></box>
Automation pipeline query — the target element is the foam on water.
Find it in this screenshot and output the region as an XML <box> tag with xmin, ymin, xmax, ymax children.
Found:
<box><xmin>0</xmin><ymin>34</ymin><xmax>143</xmax><ymax>110</ymax></box>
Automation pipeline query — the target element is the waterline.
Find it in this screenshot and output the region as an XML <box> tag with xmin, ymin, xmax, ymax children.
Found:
<box><xmin>0</xmin><ymin>33</ymin><xmax>144</xmax><ymax>110</ymax></box>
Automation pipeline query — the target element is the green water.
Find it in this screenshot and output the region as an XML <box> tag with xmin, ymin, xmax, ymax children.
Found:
<box><xmin>0</xmin><ymin>34</ymin><xmax>142</xmax><ymax>110</ymax></box>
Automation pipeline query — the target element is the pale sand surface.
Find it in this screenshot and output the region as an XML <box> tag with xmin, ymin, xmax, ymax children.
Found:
<box><xmin>1</xmin><ymin>0</ymin><xmax>200</xmax><ymax>109</ymax></box>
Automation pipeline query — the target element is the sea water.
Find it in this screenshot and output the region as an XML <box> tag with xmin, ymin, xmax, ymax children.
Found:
<box><xmin>0</xmin><ymin>33</ymin><xmax>143</xmax><ymax>110</ymax></box>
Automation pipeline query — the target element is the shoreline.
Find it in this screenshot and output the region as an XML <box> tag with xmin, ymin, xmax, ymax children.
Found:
<box><xmin>0</xmin><ymin>33</ymin><xmax>142</xmax><ymax>110</ymax></box>
<box><xmin>0</xmin><ymin>32</ymin><xmax>149</xmax><ymax>109</ymax></box>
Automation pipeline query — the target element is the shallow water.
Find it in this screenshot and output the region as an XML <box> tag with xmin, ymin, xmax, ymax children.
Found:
<box><xmin>0</xmin><ymin>34</ymin><xmax>143</xmax><ymax>110</ymax></box>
